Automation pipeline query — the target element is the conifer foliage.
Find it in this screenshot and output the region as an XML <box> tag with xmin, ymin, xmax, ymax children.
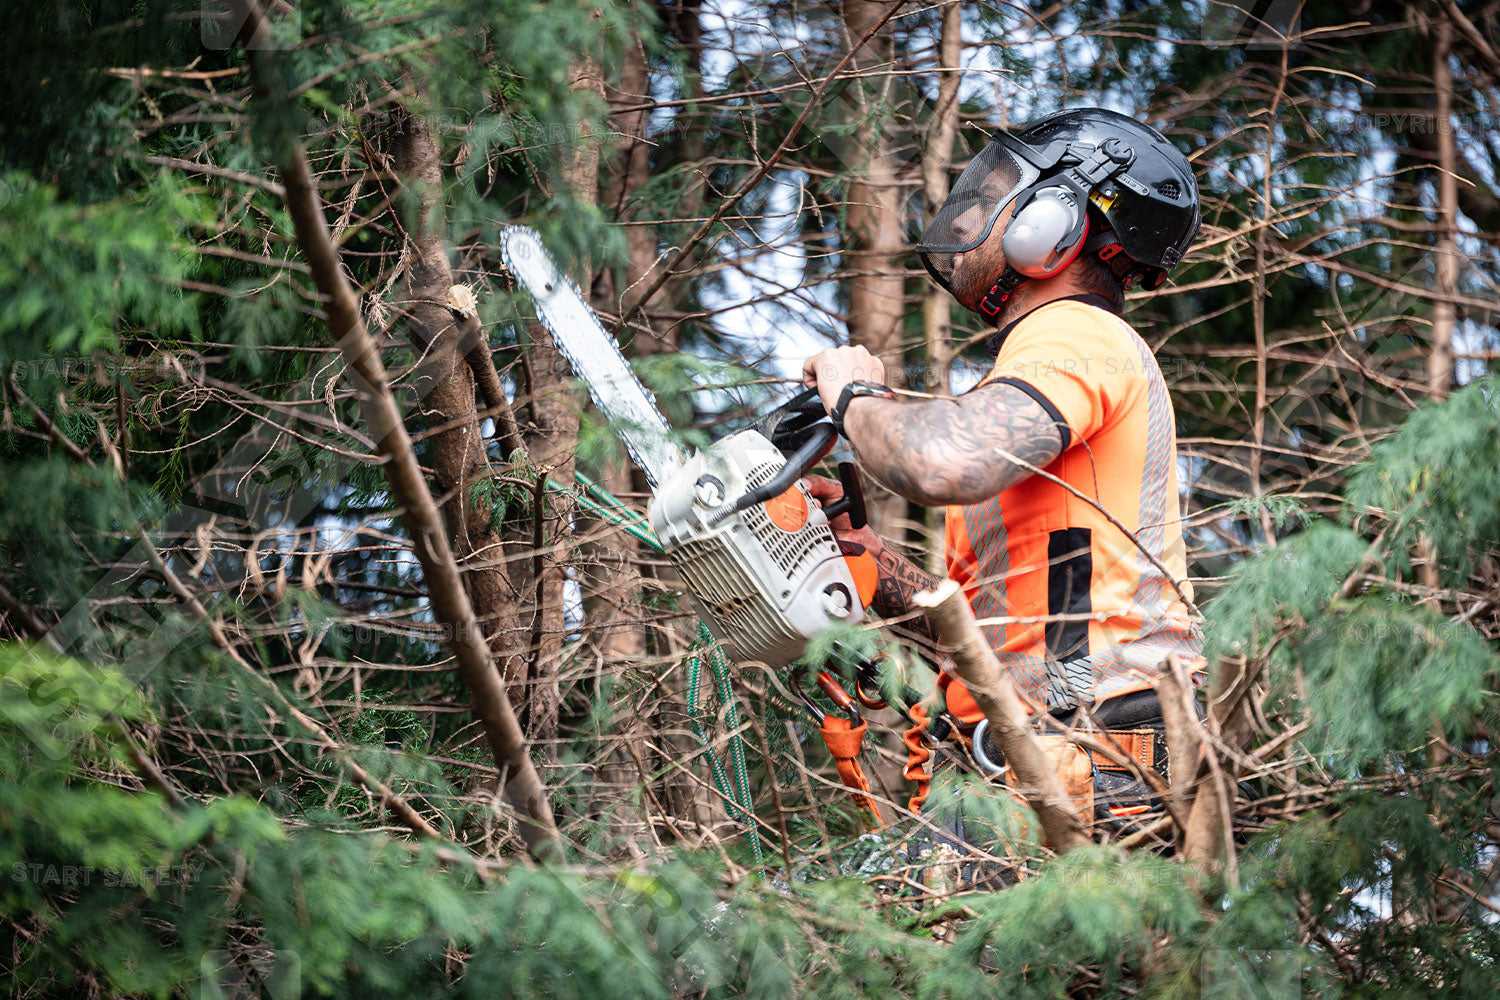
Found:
<box><xmin>1</xmin><ymin>1</ymin><xmax>1498</xmax><ymax>997</ymax></box>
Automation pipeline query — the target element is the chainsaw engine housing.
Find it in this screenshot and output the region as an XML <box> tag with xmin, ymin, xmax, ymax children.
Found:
<box><xmin>649</xmin><ymin>429</ymin><xmax>864</xmax><ymax>667</ymax></box>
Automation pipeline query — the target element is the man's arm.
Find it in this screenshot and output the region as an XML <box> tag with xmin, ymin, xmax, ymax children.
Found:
<box><xmin>869</xmin><ymin>540</ymin><xmax>943</xmax><ymax>653</ymax></box>
<box><xmin>799</xmin><ymin>345</ymin><xmax>1065</xmax><ymax>655</ymax></box>
<box><xmin>842</xmin><ymin>382</ymin><xmax>1064</xmax><ymax>506</ymax></box>
<box><xmin>800</xmin><ymin>344</ymin><xmax>1064</xmax><ymax>507</ymax></box>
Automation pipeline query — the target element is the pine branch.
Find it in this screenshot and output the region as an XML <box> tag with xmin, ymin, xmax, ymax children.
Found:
<box><xmin>0</xmin><ymin>579</ymin><xmax>188</xmax><ymax>809</ymax></box>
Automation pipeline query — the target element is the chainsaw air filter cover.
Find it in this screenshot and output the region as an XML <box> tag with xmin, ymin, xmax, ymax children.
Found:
<box><xmin>648</xmin><ymin>429</ymin><xmax>865</xmax><ymax>668</ymax></box>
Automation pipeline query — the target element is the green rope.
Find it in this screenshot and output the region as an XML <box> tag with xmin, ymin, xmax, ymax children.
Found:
<box><xmin>546</xmin><ymin>474</ymin><xmax>764</xmax><ymax>863</ymax></box>
<box><xmin>687</xmin><ymin>626</ymin><xmax>763</xmax><ymax>863</ymax></box>
<box><xmin>550</xmin><ymin>473</ymin><xmax>660</xmax><ymax>550</ymax></box>
<box><xmin>704</xmin><ymin>631</ymin><xmax>762</xmax><ymax>862</ymax></box>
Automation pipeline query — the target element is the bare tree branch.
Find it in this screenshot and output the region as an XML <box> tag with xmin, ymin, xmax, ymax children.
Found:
<box><xmin>914</xmin><ymin>578</ymin><xmax>1092</xmax><ymax>854</ymax></box>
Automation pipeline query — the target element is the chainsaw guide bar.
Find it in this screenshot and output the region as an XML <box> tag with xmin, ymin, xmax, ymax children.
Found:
<box><xmin>499</xmin><ymin>226</ymin><xmax>685</xmax><ymax>489</ymax></box>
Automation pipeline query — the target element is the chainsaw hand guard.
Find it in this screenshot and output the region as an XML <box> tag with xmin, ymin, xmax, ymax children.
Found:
<box><xmin>760</xmin><ymin>387</ymin><xmax>830</xmax><ymax>453</ymax></box>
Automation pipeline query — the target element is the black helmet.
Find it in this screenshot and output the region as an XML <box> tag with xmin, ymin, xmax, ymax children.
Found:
<box><xmin>917</xmin><ymin>108</ymin><xmax>1200</xmax><ymax>317</ymax></box>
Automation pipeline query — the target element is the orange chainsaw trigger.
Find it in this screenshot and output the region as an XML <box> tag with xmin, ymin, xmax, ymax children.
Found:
<box><xmin>764</xmin><ymin>487</ymin><xmax>810</xmax><ymax>532</ymax></box>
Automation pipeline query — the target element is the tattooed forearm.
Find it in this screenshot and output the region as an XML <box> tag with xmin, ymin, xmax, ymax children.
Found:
<box><xmin>842</xmin><ymin>381</ymin><xmax>1064</xmax><ymax>506</ymax></box>
<box><xmin>870</xmin><ymin>542</ymin><xmax>942</xmax><ymax>652</ymax></box>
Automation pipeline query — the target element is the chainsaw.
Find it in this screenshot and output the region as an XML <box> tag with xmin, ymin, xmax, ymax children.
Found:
<box><xmin>500</xmin><ymin>227</ymin><xmax>878</xmax><ymax>668</ymax></box>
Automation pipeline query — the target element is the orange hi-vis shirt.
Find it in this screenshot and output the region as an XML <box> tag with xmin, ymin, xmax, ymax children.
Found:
<box><xmin>939</xmin><ymin>295</ymin><xmax>1201</xmax><ymax>723</ymax></box>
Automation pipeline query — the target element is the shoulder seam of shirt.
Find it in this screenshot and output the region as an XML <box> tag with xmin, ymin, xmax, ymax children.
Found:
<box><xmin>998</xmin><ymin>297</ymin><xmax>1133</xmax><ymax>349</ymax></box>
<box><xmin>988</xmin><ymin>376</ymin><xmax>1073</xmax><ymax>452</ymax></box>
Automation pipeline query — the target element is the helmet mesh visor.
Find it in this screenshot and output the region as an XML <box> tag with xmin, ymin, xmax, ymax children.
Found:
<box><xmin>917</xmin><ymin>141</ymin><xmax>1036</xmax><ymax>287</ymax></box>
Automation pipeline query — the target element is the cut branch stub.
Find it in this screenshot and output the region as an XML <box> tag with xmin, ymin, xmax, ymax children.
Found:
<box><xmin>914</xmin><ymin>578</ymin><xmax>1092</xmax><ymax>854</ymax></box>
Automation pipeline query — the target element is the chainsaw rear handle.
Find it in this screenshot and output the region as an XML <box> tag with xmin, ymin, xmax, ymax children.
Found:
<box><xmin>821</xmin><ymin>460</ymin><xmax>867</xmax><ymax>531</ymax></box>
<box><xmin>711</xmin><ymin>391</ymin><xmax>867</xmax><ymax>528</ymax></box>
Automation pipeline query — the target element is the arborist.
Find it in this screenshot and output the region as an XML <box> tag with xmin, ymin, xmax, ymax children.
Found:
<box><xmin>800</xmin><ymin>108</ymin><xmax>1203</xmax><ymax>825</ymax></box>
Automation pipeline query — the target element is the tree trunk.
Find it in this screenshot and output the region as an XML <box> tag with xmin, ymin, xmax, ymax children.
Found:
<box><xmin>1180</xmin><ymin>658</ymin><xmax>1258</xmax><ymax>879</ymax></box>
<box><xmin>1430</xmin><ymin>12</ymin><xmax>1457</xmax><ymax>399</ymax></box>
<box><xmin>840</xmin><ymin>0</ymin><xmax>908</xmax><ymax>539</ymax></box>
<box><xmin>391</xmin><ymin>113</ymin><xmax>535</xmax><ymax>705</ymax></box>
<box><xmin>599</xmin><ymin>30</ymin><xmax>673</xmax><ymax>352</ymax></box>
<box><xmin>586</xmin><ymin>30</ymin><xmax>655</xmax><ymax>671</ymax></box>
<box><xmin>516</xmin><ymin>45</ymin><xmax>607</xmax><ymax>748</ymax></box>
<box><xmin>655</xmin><ymin>0</ymin><xmax>704</xmax><ymax>352</ymax></box>
<box><xmin>570</xmin><ymin>32</ymin><xmax>662</xmax><ymax>851</ymax></box>
<box><xmin>919</xmin><ymin>0</ymin><xmax>962</xmax><ymax>399</ymax></box>
<box><xmin>522</xmin><ymin>321</ymin><xmax>579</xmax><ymax>754</ymax></box>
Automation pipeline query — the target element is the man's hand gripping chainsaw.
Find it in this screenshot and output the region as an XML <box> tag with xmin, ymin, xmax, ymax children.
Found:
<box><xmin>500</xmin><ymin>227</ymin><xmax>878</xmax><ymax>668</ymax></box>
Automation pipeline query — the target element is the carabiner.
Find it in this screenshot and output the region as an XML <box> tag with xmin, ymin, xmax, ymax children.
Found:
<box><xmin>789</xmin><ymin>667</ymin><xmax>826</xmax><ymax>723</ymax></box>
<box><xmin>853</xmin><ymin>654</ymin><xmax>932</xmax><ymax>730</ymax></box>
<box><xmin>854</xmin><ymin>656</ymin><xmax>889</xmax><ymax>710</ymax></box>
<box><xmin>815</xmin><ymin>670</ymin><xmax>861</xmax><ymax>724</ymax></box>
<box><xmin>791</xmin><ymin>667</ymin><xmax>861</xmax><ymax>725</ymax></box>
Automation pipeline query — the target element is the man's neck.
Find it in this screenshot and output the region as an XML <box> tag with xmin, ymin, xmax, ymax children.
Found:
<box><xmin>998</xmin><ymin>272</ymin><xmax>1095</xmax><ymax>323</ymax></box>
<box><xmin>983</xmin><ymin>273</ymin><xmax>1118</xmax><ymax>357</ymax></box>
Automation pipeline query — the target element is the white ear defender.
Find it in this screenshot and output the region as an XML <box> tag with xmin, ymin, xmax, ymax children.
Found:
<box><xmin>957</xmin><ymin>134</ymin><xmax>1143</xmax><ymax>318</ymax></box>
<box><xmin>1001</xmin><ymin>185</ymin><xmax>1089</xmax><ymax>278</ymax></box>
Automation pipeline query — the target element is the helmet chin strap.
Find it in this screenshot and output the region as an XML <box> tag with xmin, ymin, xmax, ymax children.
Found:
<box><xmin>978</xmin><ymin>223</ymin><xmax>1140</xmax><ymax>321</ymax></box>
<box><xmin>976</xmin><ymin>265</ymin><xmax>1026</xmax><ymax>319</ymax></box>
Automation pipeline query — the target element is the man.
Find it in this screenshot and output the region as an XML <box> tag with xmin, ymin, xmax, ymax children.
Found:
<box><xmin>801</xmin><ymin>108</ymin><xmax>1202</xmax><ymax>822</ymax></box>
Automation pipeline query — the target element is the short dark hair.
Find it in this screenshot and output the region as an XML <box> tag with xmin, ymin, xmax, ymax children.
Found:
<box><xmin>1070</xmin><ymin>247</ymin><xmax>1126</xmax><ymax>312</ymax></box>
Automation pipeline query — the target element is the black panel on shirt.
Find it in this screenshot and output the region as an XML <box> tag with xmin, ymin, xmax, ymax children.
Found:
<box><xmin>1045</xmin><ymin>526</ymin><xmax>1093</xmax><ymax>662</ymax></box>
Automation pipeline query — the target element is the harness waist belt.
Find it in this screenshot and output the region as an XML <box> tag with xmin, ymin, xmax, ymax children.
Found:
<box><xmin>1086</xmin><ymin>727</ymin><xmax>1169</xmax><ymax>780</ymax></box>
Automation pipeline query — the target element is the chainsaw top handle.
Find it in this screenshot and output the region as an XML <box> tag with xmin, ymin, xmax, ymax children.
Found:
<box><xmin>708</xmin><ymin>388</ymin><xmax>867</xmax><ymax>530</ymax></box>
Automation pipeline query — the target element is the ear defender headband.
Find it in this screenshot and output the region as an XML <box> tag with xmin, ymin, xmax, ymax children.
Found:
<box><xmin>977</xmin><ymin>137</ymin><xmax>1138</xmax><ymax>318</ymax></box>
